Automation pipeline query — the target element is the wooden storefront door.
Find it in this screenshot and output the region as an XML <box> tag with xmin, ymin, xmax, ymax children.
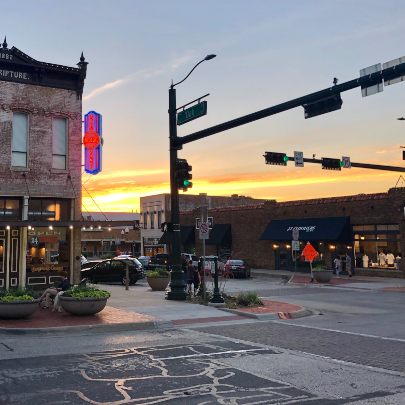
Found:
<box><xmin>0</xmin><ymin>228</ymin><xmax>20</xmax><ymax>289</ymax></box>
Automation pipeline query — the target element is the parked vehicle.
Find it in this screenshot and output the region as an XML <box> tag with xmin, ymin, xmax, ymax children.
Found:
<box><xmin>81</xmin><ymin>260</ymin><xmax>103</xmax><ymax>270</ymax></box>
<box><xmin>114</xmin><ymin>254</ymin><xmax>136</xmax><ymax>260</ymax></box>
<box><xmin>137</xmin><ymin>255</ymin><xmax>151</xmax><ymax>269</ymax></box>
<box><xmin>181</xmin><ymin>253</ymin><xmax>199</xmax><ymax>268</ymax></box>
<box><xmin>81</xmin><ymin>258</ymin><xmax>145</xmax><ymax>285</ymax></box>
<box><xmin>81</xmin><ymin>255</ymin><xmax>88</xmax><ymax>265</ymax></box>
<box><xmin>149</xmin><ymin>253</ymin><xmax>170</xmax><ymax>269</ymax></box>
<box><xmin>224</xmin><ymin>259</ymin><xmax>251</xmax><ymax>278</ymax></box>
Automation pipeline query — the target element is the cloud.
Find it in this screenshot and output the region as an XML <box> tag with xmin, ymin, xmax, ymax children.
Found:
<box><xmin>83</xmin><ymin>54</ymin><xmax>194</xmax><ymax>101</ymax></box>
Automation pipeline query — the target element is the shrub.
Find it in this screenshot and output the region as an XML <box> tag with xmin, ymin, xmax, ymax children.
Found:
<box><xmin>235</xmin><ymin>292</ymin><xmax>263</xmax><ymax>307</ymax></box>
<box><xmin>147</xmin><ymin>269</ymin><xmax>170</xmax><ymax>278</ymax></box>
<box><xmin>64</xmin><ymin>286</ymin><xmax>110</xmax><ymax>299</ymax></box>
<box><xmin>0</xmin><ymin>288</ymin><xmax>38</xmax><ymax>302</ymax></box>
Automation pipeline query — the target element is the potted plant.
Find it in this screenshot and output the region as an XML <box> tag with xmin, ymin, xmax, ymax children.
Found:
<box><xmin>59</xmin><ymin>285</ymin><xmax>110</xmax><ymax>316</ymax></box>
<box><xmin>0</xmin><ymin>288</ymin><xmax>40</xmax><ymax>319</ymax></box>
<box><xmin>146</xmin><ymin>267</ymin><xmax>170</xmax><ymax>291</ymax></box>
<box><xmin>312</xmin><ymin>264</ymin><xmax>333</xmax><ymax>283</ymax></box>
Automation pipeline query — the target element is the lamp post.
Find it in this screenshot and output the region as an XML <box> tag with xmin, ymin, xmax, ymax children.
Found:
<box><xmin>166</xmin><ymin>54</ymin><xmax>216</xmax><ymax>301</ymax></box>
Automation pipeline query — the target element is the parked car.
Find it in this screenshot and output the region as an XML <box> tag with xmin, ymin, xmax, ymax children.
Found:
<box><xmin>224</xmin><ymin>259</ymin><xmax>251</xmax><ymax>278</ymax></box>
<box><xmin>137</xmin><ymin>255</ymin><xmax>151</xmax><ymax>269</ymax></box>
<box><xmin>81</xmin><ymin>258</ymin><xmax>145</xmax><ymax>285</ymax></box>
<box><xmin>114</xmin><ymin>254</ymin><xmax>136</xmax><ymax>260</ymax></box>
<box><xmin>81</xmin><ymin>255</ymin><xmax>88</xmax><ymax>265</ymax></box>
<box><xmin>81</xmin><ymin>260</ymin><xmax>103</xmax><ymax>270</ymax></box>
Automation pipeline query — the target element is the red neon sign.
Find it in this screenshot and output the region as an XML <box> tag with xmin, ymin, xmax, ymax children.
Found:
<box><xmin>83</xmin><ymin>111</ymin><xmax>102</xmax><ymax>174</ymax></box>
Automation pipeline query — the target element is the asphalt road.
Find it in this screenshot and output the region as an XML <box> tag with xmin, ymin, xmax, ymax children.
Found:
<box><xmin>2</xmin><ymin>276</ymin><xmax>405</xmax><ymax>404</ymax></box>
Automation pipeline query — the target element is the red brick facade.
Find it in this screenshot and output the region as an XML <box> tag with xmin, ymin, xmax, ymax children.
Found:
<box><xmin>181</xmin><ymin>188</ymin><xmax>405</xmax><ymax>276</ymax></box>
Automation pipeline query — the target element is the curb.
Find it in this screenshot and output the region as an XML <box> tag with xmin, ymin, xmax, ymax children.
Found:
<box><xmin>219</xmin><ymin>306</ymin><xmax>313</xmax><ymax>320</ymax></box>
<box><xmin>0</xmin><ymin>319</ymin><xmax>162</xmax><ymax>336</ymax></box>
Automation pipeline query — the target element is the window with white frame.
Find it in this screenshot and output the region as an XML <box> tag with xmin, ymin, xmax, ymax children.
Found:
<box><xmin>12</xmin><ymin>112</ymin><xmax>28</xmax><ymax>167</ymax></box>
<box><xmin>52</xmin><ymin>118</ymin><xmax>67</xmax><ymax>169</ymax></box>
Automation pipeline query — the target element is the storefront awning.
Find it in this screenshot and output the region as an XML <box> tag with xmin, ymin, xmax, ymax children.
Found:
<box><xmin>206</xmin><ymin>224</ymin><xmax>232</xmax><ymax>246</ymax></box>
<box><xmin>260</xmin><ymin>217</ymin><xmax>352</xmax><ymax>242</ymax></box>
<box><xmin>159</xmin><ymin>225</ymin><xmax>195</xmax><ymax>245</ymax></box>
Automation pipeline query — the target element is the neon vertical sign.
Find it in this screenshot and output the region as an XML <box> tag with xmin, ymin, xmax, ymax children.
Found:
<box><xmin>83</xmin><ymin>111</ymin><xmax>102</xmax><ymax>174</ymax></box>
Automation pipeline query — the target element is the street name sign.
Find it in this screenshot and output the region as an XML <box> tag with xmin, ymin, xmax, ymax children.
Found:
<box><xmin>177</xmin><ymin>101</ymin><xmax>207</xmax><ymax>126</ymax></box>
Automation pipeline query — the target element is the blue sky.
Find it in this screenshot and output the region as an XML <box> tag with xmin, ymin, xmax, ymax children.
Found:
<box><xmin>3</xmin><ymin>0</ymin><xmax>405</xmax><ymax>211</ymax></box>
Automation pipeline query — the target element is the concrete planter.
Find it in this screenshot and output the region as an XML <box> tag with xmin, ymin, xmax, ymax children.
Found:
<box><xmin>146</xmin><ymin>276</ymin><xmax>170</xmax><ymax>291</ymax></box>
<box><xmin>313</xmin><ymin>270</ymin><xmax>333</xmax><ymax>283</ymax></box>
<box><xmin>0</xmin><ymin>299</ymin><xmax>40</xmax><ymax>319</ymax></box>
<box><xmin>59</xmin><ymin>296</ymin><xmax>108</xmax><ymax>316</ymax></box>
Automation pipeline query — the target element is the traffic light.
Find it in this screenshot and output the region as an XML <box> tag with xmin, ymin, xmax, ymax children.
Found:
<box><xmin>303</xmin><ymin>94</ymin><xmax>343</xmax><ymax>119</ymax></box>
<box><xmin>321</xmin><ymin>157</ymin><xmax>343</xmax><ymax>170</ymax></box>
<box><xmin>264</xmin><ymin>152</ymin><xmax>289</xmax><ymax>166</ymax></box>
<box><xmin>175</xmin><ymin>158</ymin><xmax>192</xmax><ymax>191</ymax></box>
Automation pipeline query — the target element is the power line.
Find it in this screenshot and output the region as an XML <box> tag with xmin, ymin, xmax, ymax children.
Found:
<box><xmin>82</xmin><ymin>183</ymin><xmax>109</xmax><ymax>221</ymax></box>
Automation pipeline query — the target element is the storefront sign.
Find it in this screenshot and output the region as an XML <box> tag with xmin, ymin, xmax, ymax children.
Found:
<box><xmin>287</xmin><ymin>226</ymin><xmax>316</xmax><ymax>232</ymax></box>
<box><xmin>83</xmin><ymin>111</ymin><xmax>102</xmax><ymax>174</ymax></box>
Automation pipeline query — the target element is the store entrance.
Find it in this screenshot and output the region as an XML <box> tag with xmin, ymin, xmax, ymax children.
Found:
<box><xmin>0</xmin><ymin>228</ymin><xmax>20</xmax><ymax>289</ymax></box>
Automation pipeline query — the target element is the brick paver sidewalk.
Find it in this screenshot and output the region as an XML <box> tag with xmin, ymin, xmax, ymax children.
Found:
<box><xmin>0</xmin><ymin>306</ymin><xmax>154</xmax><ymax>330</ymax></box>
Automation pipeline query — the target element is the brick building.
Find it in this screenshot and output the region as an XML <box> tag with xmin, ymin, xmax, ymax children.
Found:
<box><xmin>181</xmin><ymin>187</ymin><xmax>405</xmax><ymax>277</ymax></box>
<box><xmin>0</xmin><ymin>40</ymin><xmax>87</xmax><ymax>289</ymax></box>
<box><xmin>140</xmin><ymin>193</ymin><xmax>265</xmax><ymax>256</ymax></box>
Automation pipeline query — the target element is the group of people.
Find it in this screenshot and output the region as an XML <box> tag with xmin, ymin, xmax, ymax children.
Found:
<box><xmin>332</xmin><ymin>254</ymin><xmax>353</xmax><ymax>278</ymax></box>
<box><xmin>361</xmin><ymin>252</ymin><xmax>401</xmax><ymax>269</ymax></box>
<box><xmin>182</xmin><ymin>258</ymin><xmax>201</xmax><ymax>296</ymax></box>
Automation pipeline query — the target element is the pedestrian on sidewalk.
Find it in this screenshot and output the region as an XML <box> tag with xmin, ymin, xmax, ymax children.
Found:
<box><xmin>345</xmin><ymin>253</ymin><xmax>353</xmax><ymax>277</ymax></box>
<box><xmin>333</xmin><ymin>256</ymin><xmax>342</xmax><ymax>278</ymax></box>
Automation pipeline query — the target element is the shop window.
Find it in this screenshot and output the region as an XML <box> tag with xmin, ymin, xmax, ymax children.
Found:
<box><xmin>0</xmin><ymin>198</ymin><xmax>20</xmax><ymax>219</ymax></box>
<box><xmin>12</xmin><ymin>112</ymin><xmax>28</xmax><ymax>167</ymax></box>
<box><xmin>150</xmin><ymin>212</ymin><xmax>155</xmax><ymax>229</ymax></box>
<box><xmin>143</xmin><ymin>212</ymin><xmax>147</xmax><ymax>229</ymax></box>
<box><xmin>26</xmin><ymin>227</ymin><xmax>69</xmax><ymax>274</ymax></box>
<box><xmin>28</xmin><ymin>199</ymin><xmax>70</xmax><ymax>221</ymax></box>
<box><xmin>352</xmin><ymin>224</ymin><xmax>375</xmax><ymax>232</ymax></box>
<box><xmin>52</xmin><ymin>118</ymin><xmax>68</xmax><ymax>169</ymax></box>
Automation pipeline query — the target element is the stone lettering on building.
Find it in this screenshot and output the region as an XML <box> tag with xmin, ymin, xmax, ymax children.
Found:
<box><xmin>0</xmin><ymin>69</ymin><xmax>29</xmax><ymax>80</ymax></box>
<box><xmin>0</xmin><ymin>52</ymin><xmax>13</xmax><ymax>61</ymax></box>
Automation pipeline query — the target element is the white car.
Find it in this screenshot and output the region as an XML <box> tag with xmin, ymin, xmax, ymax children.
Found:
<box><xmin>181</xmin><ymin>253</ymin><xmax>199</xmax><ymax>268</ymax></box>
<box><xmin>81</xmin><ymin>255</ymin><xmax>88</xmax><ymax>265</ymax></box>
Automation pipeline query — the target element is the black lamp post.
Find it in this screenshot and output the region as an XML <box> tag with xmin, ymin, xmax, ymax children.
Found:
<box><xmin>166</xmin><ymin>54</ymin><xmax>216</xmax><ymax>301</ymax></box>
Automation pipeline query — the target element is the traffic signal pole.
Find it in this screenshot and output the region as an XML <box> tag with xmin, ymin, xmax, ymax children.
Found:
<box><xmin>167</xmin><ymin>85</ymin><xmax>187</xmax><ymax>300</ymax></box>
<box><xmin>174</xmin><ymin>62</ymin><xmax>405</xmax><ymax>148</ymax></box>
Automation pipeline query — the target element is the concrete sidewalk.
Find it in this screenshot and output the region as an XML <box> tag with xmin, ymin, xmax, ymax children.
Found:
<box><xmin>2</xmin><ymin>269</ymin><xmax>404</xmax><ymax>334</ymax></box>
<box><xmin>0</xmin><ymin>279</ymin><xmax>308</xmax><ymax>334</ymax></box>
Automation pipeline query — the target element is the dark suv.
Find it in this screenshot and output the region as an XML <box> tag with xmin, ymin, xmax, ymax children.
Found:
<box><xmin>149</xmin><ymin>253</ymin><xmax>170</xmax><ymax>269</ymax></box>
<box><xmin>81</xmin><ymin>258</ymin><xmax>145</xmax><ymax>285</ymax></box>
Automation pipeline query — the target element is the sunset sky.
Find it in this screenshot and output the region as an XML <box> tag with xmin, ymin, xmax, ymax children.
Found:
<box><xmin>4</xmin><ymin>1</ymin><xmax>405</xmax><ymax>212</ymax></box>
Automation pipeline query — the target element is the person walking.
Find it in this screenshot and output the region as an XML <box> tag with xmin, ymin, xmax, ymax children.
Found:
<box><xmin>333</xmin><ymin>256</ymin><xmax>342</xmax><ymax>278</ymax></box>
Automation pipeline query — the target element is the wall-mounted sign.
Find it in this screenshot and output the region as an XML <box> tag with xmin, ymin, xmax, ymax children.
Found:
<box><xmin>83</xmin><ymin>111</ymin><xmax>102</xmax><ymax>175</ymax></box>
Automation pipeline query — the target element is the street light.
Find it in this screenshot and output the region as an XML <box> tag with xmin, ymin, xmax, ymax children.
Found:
<box><xmin>167</xmin><ymin>54</ymin><xmax>216</xmax><ymax>301</ymax></box>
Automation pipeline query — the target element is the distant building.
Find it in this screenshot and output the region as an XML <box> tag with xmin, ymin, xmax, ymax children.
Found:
<box><xmin>81</xmin><ymin>212</ymin><xmax>140</xmax><ymax>258</ymax></box>
<box><xmin>140</xmin><ymin>193</ymin><xmax>266</xmax><ymax>256</ymax></box>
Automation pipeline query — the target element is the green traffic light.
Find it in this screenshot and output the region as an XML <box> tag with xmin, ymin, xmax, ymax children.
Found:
<box><xmin>283</xmin><ymin>155</ymin><xmax>289</xmax><ymax>163</ymax></box>
<box><xmin>339</xmin><ymin>161</ymin><xmax>344</xmax><ymax>167</ymax></box>
<box><xmin>183</xmin><ymin>179</ymin><xmax>190</xmax><ymax>187</ymax></box>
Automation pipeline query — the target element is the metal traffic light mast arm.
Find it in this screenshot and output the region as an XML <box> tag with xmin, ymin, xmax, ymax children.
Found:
<box><xmin>174</xmin><ymin>61</ymin><xmax>405</xmax><ymax>148</ymax></box>
<box><xmin>285</xmin><ymin>156</ymin><xmax>405</xmax><ymax>172</ymax></box>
